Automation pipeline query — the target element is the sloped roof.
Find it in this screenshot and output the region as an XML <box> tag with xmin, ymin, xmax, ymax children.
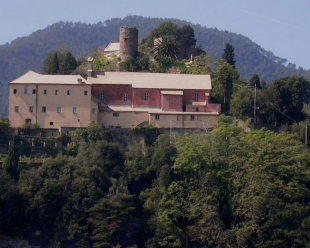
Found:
<box><xmin>87</xmin><ymin>72</ymin><xmax>212</xmax><ymax>90</ymax></box>
<box><xmin>10</xmin><ymin>70</ymin><xmax>89</xmax><ymax>84</ymax></box>
<box><xmin>104</xmin><ymin>42</ymin><xmax>120</xmax><ymax>52</ymax></box>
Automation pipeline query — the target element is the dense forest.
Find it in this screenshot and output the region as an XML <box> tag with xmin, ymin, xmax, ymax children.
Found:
<box><xmin>1</xmin><ymin>15</ymin><xmax>310</xmax><ymax>117</ymax></box>
<box><xmin>1</xmin><ymin>119</ymin><xmax>310</xmax><ymax>247</ymax></box>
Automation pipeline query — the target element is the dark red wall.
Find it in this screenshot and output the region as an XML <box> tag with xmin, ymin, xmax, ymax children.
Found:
<box><xmin>183</xmin><ymin>89</ymin><xmax>210</xmax><ymax>103</ymax></box>
<box><xmin>92</xmin><ymin>85</ymin><xmax>132</xmax><ymax>105</ymax></box>
<box><xmin>132</xmin><ymin>88</ymin><xmax>161</xmax><ymax>108</ymax></box>
<box><xmin>161</xmin><ymin>95</ymin><xmax>183</xmax><ymax>111</ymax></box>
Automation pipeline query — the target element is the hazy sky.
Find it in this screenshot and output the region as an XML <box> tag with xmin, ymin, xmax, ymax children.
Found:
<box><xmin>2</xmin><ymin>0</ymin><xmax>310</xmax><ymax>69</ymax></box>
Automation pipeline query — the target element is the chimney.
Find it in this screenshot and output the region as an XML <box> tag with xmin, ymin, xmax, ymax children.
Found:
<box><xmin>77</xmin><ymin>78</ymin><xmax>82</xmax><ymax>84</ymax></box>
<box><xmin>87</xmin><ymin>57</ymin><xmax>93</xmax><ymax>77</ymax></box>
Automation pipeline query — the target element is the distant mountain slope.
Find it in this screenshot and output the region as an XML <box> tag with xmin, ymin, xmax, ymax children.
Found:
<box><xmin>1</xmin><ymin>15</ymin><xmax>309</xmax><ymax>117</ymax></box>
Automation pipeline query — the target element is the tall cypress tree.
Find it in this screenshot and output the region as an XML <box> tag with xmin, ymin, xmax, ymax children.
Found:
<box><xmin>222</xmin><ymin>43</ymin><xmax>236</xmax><ymax>68</ymax></box>
<box><xmin>59</xmin><ymin>51</ymin><xmax>78</xmax><ymax>74</ymax></box>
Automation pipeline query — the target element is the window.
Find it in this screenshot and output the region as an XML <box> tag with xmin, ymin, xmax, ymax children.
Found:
<box><xmin>196</xmin><ymin>108</ymin><xmax>199</xmax><ymax>112</ymax></box>
<box><xmin>92</xmin><ymin>108</ymin><xmax>96</xmax><ymax>115</ymax></box>
<box><xmin>55</xmin><ymin>90</ymin><xmax>58</xmax><ymax>95</ymax></box>
<box><xmin>144</xmin><ymin>92</ymin><xmax>149</xmax><ymax>101</ymax></box>
<box><xmin>113</xmin><ymin>113</ymin><xmax>119</xmax><ymax>117</ymax></box>
<box><xmin>29</xmin><ymin>106</ymin><xmax>33</xmax><ymax>112</ymax></box>
<box><xmin>33</xmin><ymin>89</ymin><xmax>36</xmax><ymax>94</ymax></box>
<box><xmin>13</xmin><ymin>89</ymin><xmax>17</xmax><ymax>94</ymax></box>
<box><xmin>24</xmin><ymin>85</ymin><xmax>30</xmax><ymax>94</ymax></box>
<box><xmin>43</xmin><ymin>89</ymin><xmax>47</xmax><ymax>95</ymax></box>
<box><xmin>50</xmin><ymin>122</ymin><xmax>53</xmax><ymax>126</ymax></box>
<box><xmin>100</xmin><ymin>93</ymin><xmax>104</xmax><ymax>101</ymax></box>
<box><xmin>190</xmin><ymin>115</ymin><xmax>195</xmax><ymax>121</ymax></box>
<box><xmin>57</xmin><ymin>107</ymin><xmax>62</xmax><ymax>113</ymax></box>
<box><xmin>155</xmin><ymin>114</ymin><xmax>160</xmax><ymax>120</ymax></box>
<box><xmin>123</xmin><ymin>93</ymin><xmax>128</xmax><ymax>102</ymax></box>
<box><xmin>73</xmin><ymin>107</ymin><xmax>77</xmax><ymax>114</ymax></box>
<box><xmin>14</xmin><ymin>106</ymin><xmax>19</xmax><ymax>112</ymax></box>
<box><xmin>42</xmin><ymin>106</ymin><xmax>46</xmax><ymax>113</ymax></box>
<box><xmin>194</xmin><ymin>94</ymin><xmax>199</xmax><ymax>102</ymax></box>
<box><xmin>84</xmin><ymin>90</ymin><xmax>88</xmax><ymax>96</ymax></box>
<box><xmin>67</xmin><ymin>90</ymin><xmax>71</xmax><ymax>95</ymax></box>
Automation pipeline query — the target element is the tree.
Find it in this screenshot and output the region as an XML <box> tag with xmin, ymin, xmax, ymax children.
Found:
<box><xmin>265</xmin><ymin>76</ymin><xmax>310</xmax><ymax>125</ymax></box>
<box><xmin>152</xmin><ymin>36</ymin><xmax>180</xmax><ymax>59</ymax></box>
<box><xmin>222</xmin><ymin>43</ymin><xmax>236</xmax><ymax>68</ymax></box>
<box><xmin>41</xmin><ymin>50</ymin><xmax>60</xmax><ymax>74</ymax></box>
<box><xmin>212</xmin><ymin>60</ymin><xmax>239</xmax><ymax>113</ymax></box>
<box><xmin>178</xmin><ymin>25</ymin><xmax>196</xmax><ymax>47</ymax></box>
<box><xmin>248</xmin><ymin>73</ymin><xmax>261</xmax><ymax>88</ymax></box>
<box><xmin>59</xmin><ymin>51</ymin><xmax>77</xmax><ymax>74</ymax></box>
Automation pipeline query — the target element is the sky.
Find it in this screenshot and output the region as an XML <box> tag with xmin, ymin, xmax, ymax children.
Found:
<box><xmin>1</xmin><ymin>0</ymin><xmax>310</xmax><ymax>69</ymax></box>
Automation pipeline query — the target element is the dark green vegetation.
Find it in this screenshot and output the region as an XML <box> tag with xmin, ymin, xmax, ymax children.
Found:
<box><xmin>1</xmin><ymin>15</ymin><xmax>310</xmax><ymax>117</ymax></box>
<box><xmin>1</xmin><ymin>119</ymin><xmax>310</xmax><ymax>247</ymax></box>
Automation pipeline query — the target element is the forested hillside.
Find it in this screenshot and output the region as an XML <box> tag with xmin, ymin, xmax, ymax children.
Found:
<box><xmin>1</xmin><ymin>15</ymin><xmax>310</xmax><ymax>117</ymax></box>
<box><xmin>1</xmin><ymin>120</ymin><xmax>310</xmax><ymax>247</ymax></box>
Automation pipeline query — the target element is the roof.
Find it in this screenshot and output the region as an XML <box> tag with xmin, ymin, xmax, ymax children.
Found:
<box><xmin>87</xmin><ymin>72</ymin><xmax>212</xmax><ymax>90</ymax></box>
<box><xmin>10</xmin><ymin>70</ymin><xmax>90</xmax><ymax>85</ymax></box>
<box><xmin>104</xmin><ymin>42</ymin><xmax>120</xmax><ymax>52</ymax></box>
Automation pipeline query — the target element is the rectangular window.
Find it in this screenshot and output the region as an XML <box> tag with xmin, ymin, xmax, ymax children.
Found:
<box><xmin>73</xmin><ymin>107</ymin><xmax>77</xmax><ymax>114</ymax></box>
<box><xmin>24</xmin><ymin>85</ymin><xmax>30</xmax><ymax>94</ymax></box>
<box><xmin>13</xmin><ymin>89</ymin><xmax>17</xmax><ymax>94</ymax></box>
<box><xmin>55</xmin><ymin>90</ymin><xmax>58</xmax><ymax>95</ymax></box>
<box><xmin>33</xmin><ymin>89</ymin><xmax>36</xmax><ymax>94</ymax></box>
<box><xmin>29</xmin><ymin>106</ymin><xmax>33</xmax><ymax>113</ymax></box>
<box><xmin>144</xmin><ymin>92</ymin><xmax>149</xmax><ymax>101</ymax></box>
<box><xmin>84</xmin><ymin>90</ymin><xmax>88</xmax><ymax>96</ymax></box>
<box><xmin>50</xmin><ymin>122</ymin><xmax>53</xmax><ymax>126</ymax></box>
<box><xmin>190</xmin><ymin>115</ymin><xmax>195</xmax><ymax>121</ymax></box>
<box><xmin>155</xmin><ymin>114</ymin><xmax>160</xmax><ymax>120</ymax></box>
<box><xmin>123</xmin><ymin>93</ymin><xmax>128</xmax><ymax>102</ymax></box>
<box><xmin>194</xmin><ymin>94</ymin><xmax>199</xmax><ymax>102</ymax></box>
<box><xmin>113</xmin><ymin>113</ymin><xmax>119</xmax><ymax>117</ymax></box>
<box><xmin>92</xmin><ymin>108</ymin><xmax>96</xmax><ymax>115</ymax></box>
<box><xmin>42</xmin><ymin>106</ymin><xmax>46</xmax><ymax>113</ymax></box>
<box><xmin>14</xmin><ymin>106</ymin><xmax>19</xmax><ymax>112</ymax></box>
<box><xmin>43</xmin><ymin>89</ymin><xmax>47</xmax><ymax>95</ymax></box>
<box><xmin>57</xmin><ymin>107</ymin><xmax>62</xmax><ymax>113</ymax></box>
<box><xmin>67</xmin><ymin>90</ymin><xmax>71</xmax><ymax>95</ymax></box>
<box><xmin>100</xmin><ymin>93</ymin><xmax>104</xmax><ymax>101</ymax></box>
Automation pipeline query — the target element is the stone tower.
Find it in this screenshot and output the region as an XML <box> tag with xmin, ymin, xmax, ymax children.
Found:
<box><xmin>119</xmin><ymin>26</ymin><xmax>138</xmax><ymax>62</ymax></box>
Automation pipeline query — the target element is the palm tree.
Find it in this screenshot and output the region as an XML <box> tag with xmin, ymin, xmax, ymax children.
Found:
<box><xmin>152</xmin><ymin>36</ymin><xmax>180</xmax><ymax>59</ymax></box>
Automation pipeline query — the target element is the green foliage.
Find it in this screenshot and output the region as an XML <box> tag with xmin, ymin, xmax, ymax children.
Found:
<box><xmin>248</xmin><ymin>73</ymin><xmax>261</xmax><ymax>88</ymax></box>
<box><xmin>131</xmin><ymin>125</ymin><xmax>161</xmax><ymax>146</ymax></box>
<box><xmin>212</xmin><ymin>59</ymin><xmax>240</xmax><ymax>112</ymax></box>
<box><xmin>41</xmin><ymin>49</ymin><xmax>78</xmax><ymax>75</ymax></box>
<box><xmin>265</xmin><ymin>76</ymin><xmax>310</xmax><ymax>125</ymax></box>
<box><xmin>59</xmin><ymin>51</ymin><xmax>77</xmax><ymax>74</ymax></box>
<box><xmin>222</xmin><ymin>43</ymin><xmax>236</xmax><ymax>68</ymax></box>
<box><xmin>0</xmin><ymin>119</ymin><xmax>10</xmax><ymax>135</ymax></box>
<box><xmin>152</xmin><ymin>36</ymin><xmax>180</xmax><ymax>59</ymax></box>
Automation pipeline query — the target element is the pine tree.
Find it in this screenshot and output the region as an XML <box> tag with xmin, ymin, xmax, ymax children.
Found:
<box><xmin>248</xmin><ymin>73</ymin><xmax>261</xmax><ymax>88</ymax></box>
<box><xmin>222</xmin><ymin>43</ymin><xmax>236</xmax><ymax>68</ymax></box>
<box><xmin>59</xmin><ymin>51</ymin><xmax>78</xmax><ymax>74</ymax></box>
